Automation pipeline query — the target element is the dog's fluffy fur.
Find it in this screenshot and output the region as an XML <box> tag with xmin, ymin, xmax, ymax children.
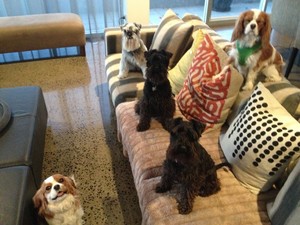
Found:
<box><xmin>33</xmin><ymin>174</ymin><xmax>84</xmax><ymax>225</ymax></box>
<box><xmin>228</xmin><ymin>9</ymin><xmax>284</xmax><ymax>90</ymax></box>
<box><xmin>118</xmin><ymin>22</ymin><xmax>147</xmax><ymax>79</ymax></box>
<box><xmin>156</xmin><ymin>117</ymin><xmax>221</xmax><ymax>214</ymax></box>
<box><xmin>134</xmin><ymin>49</ymin><xmax>175</xmax><ymax>132</ymax></box>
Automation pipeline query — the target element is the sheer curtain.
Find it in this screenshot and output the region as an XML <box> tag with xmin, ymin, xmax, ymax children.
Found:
<box><xmin>0</xmin><ymin>0</ymin><xmax>124</xmax><ymax>62</ymax></box>
<box><xmin>0</xmin><ymin>0</ymin><xmax>124</xmax><ymax>35</ymax></box>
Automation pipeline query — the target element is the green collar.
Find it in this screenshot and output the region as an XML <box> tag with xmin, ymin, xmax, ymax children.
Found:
<box><xmin>237</xmin><ymin>40</ymin><xmax>261</xmax><ymax>65</ymax></box>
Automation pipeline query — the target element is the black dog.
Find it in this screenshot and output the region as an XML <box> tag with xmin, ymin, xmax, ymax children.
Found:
<box><xmin>156</xmin><ymin>117</ymin><xmax>224</xmax><ymax>214</ymax></box>
<box><xmin>135</xmin><ymin>49</ymin><xmax>175</xmax><ymax>132</ymax></box>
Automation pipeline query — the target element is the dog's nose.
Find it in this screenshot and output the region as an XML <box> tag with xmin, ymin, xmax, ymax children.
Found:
<box><xmin>127</xmin><ymin>30</ymin><xmax>133</xmax><ymax>37</ymax></box>
<box><xmin>250</xmin><ymin>24</ymin><xmax>256</xmax><ymax>30</ymax></box>
<box><xmin>54</xmin><ymin>184</ymin><xmax>60</xmax><ymax>191</ymax></box>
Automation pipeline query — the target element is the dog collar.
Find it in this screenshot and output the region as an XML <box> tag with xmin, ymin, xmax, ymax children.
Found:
<box><xmin>236</xmin><ymin>40</ymin><xmax>261</xmax><ymax>66</ymax></box>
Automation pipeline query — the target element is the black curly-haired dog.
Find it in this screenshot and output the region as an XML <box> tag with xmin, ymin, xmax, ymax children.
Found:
<box><xmin>156</xmin><ymin>117</ymin><xmax>225</xmax><ymax>214</ymax></box>
<box><xmin>135</xmin><ymin>49</ymin><xmax>175</xmax><ymax>132</ymax></box>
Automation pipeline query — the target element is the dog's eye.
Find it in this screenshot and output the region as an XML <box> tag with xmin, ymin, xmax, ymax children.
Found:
<box><xmin>46</xmin><ymin>185</ymin><xmax>51</xmax><ymax>191</ymax></box>
<box><xmin>59</xmin><ymin>178</ymin><xmax>64</xmax><ymax>183</ymax></box>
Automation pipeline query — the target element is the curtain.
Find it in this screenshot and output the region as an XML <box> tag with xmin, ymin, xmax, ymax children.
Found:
<box><xmin>0</xmin><ymin>0</ymin><xmax>124</xmax><ymax>35</ymax></box>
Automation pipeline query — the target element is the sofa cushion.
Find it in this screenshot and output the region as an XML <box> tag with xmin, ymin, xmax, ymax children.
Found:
<box><xmin>116</xmin><ymin>100</ymin><xmax>275</xmax><ymax>225</ymax></box>
<box><xmin>0</xmin><ymin>166</ymin><xmax>38</xmax><ymax>225</ymax></box>
<box><xmin>168</xmin><ymin>29</ymin><xmax>205</xmax><ymax>95</ymax></box>
<box><xmin>182</xmin><ymin>14</ymin><xmax>231</xmax><ymax>50</ymax></box>
<box><xmin>220</xmin><ymin>82</ymin><xmax>300</xmax><ymax>193</ymax></box>
<box><xmin>177</xmin><ymin>34</ymin><xmax>243</xmax><ymax>132</ymax></box>
<box><xmin>150</xmin><ymin>9</ymin><xmax>193</xmax><ymax>69</ymax></box>
<box><xmin>0</xmin><ymin>86</ymin><xmax>48</xmax><ymax>186</ymax></box>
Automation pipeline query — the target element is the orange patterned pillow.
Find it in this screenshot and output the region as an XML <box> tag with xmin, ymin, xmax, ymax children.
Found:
<box><xmin>177</xmin><ymin>34</ymin><xmax>243</xmax><ymax>132</ymax></box>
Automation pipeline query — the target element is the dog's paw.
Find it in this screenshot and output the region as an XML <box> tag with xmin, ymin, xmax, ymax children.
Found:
<box><xmin>117</xmin><ymin>73</ymin><xmax>128</xmax><ymax>79</ymax></box>
<box><xmin>178</xmin><ymin>203</ymin><xmax>192</xmax><ymax>215</ymax></box>
<box><xmin>136</xmin><ymin>123</ymin><xmax>150</xmax><ymax>132</ymax></box>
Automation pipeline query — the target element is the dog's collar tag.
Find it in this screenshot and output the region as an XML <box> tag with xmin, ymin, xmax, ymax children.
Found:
<box><xmin>237</xmin><ymin>40</ymin><xmax>261</xmax><ymax>66</ymax></box>
<box><xmin>152</xmin><ymin>86</ymin><xmax>157</xmax><ymax>91</ymax></box>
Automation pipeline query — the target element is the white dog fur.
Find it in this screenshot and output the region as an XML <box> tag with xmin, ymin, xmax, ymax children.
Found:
<box><xmin>118</xmin><ymin>22</ymin><xmax>147</xmax><ymax>79</ymax></box>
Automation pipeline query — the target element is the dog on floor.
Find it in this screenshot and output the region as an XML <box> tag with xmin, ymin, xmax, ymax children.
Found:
<box><xmin>134</xmin><ymin>49</ymin><xmax>175</xmax><ymax>132</ymax></box>
<box><xmin>33</xmin><ymin>174</ymin><xmax>84</xmax><ymax>225</ymax></box>
<box><xmin>227</xmin><ymin>9</ymin><xmax>284</xmax><ymax>90</ymax></box>
<box><xmin>156</xmin><ymin>117</ymin><xmax>224</xmax><ymax>214</ymax></box>
<box><xmin>118</xmin><ymin>22</ymin><xmax>148</xmax><ymax>79</ymax></box>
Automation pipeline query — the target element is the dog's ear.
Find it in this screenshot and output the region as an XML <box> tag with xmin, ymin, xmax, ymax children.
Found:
<box><xmin>231</xmin><ymin>11</ymin><xmax>246</xmax><ymax>42</ymax></box>
<box><xmin>260</xmin><ymin>12</ymin><xmax>271</xmax><ymax>48</ymax></box>
<box><xmin>191</xmin><ymin>119</ymin><xmax>206</xmax><ymax>137</ymax></box>
<box><xmin>161</xmin><ymin>50</ymin><xmax>173</xmax><ymax>60</ymax></box>
<box><xmin>134</xmin><ymin>22</ymin><xmax>142</xmax><ymax>31</ymax></box>
<box><xmin>165</xmin><ymin>117</ymin><xmax>183</xmax><ymax>132</ymax></box>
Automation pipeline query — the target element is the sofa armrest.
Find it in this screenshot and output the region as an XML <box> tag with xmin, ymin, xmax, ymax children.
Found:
<box><xmin>104</xmin><ymin>25</ymin><xmax>157</xmax><ymax>56</ymax></box>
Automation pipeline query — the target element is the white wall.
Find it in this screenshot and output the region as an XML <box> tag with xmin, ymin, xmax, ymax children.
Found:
<box><xmin>125</xmin><ymin>0</ymin><xmax>149</xmax><ymax>25</ymax></box>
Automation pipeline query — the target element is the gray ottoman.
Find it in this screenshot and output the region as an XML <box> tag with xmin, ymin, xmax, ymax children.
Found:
<box><xmin>0</xmin><ymin>166</ymin><xmax>37</xmax><ymax>225</ymax></box>
<box><xmin>0</xmin><ymin>86</ymin><xmax>48</xmax><ymax>186</ymax></box>
<box><xmin>0</xmin><ymin>86</ymin><xmax>48</xmax><ymax>225</ymax></box>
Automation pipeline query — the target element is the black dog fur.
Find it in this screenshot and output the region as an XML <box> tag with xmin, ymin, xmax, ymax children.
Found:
<box><xmin>135</xmin><ymin>49</ymin><xmax>175</xmax><ymax>132</ymax></box>
<box><xmin>156</xmin><ymin>117</ymin><xmax>221</xmax><ymax>214</ymax></box>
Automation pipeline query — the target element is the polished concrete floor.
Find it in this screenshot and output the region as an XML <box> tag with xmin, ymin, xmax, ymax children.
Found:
<box><xmin>0</xmin><ymin>41</ymin><xmax>142</xmax><ymax>225</ymax></box>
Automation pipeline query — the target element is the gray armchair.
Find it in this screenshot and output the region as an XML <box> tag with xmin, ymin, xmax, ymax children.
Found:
<box><xmin>270</xmin><ymin>0</ymin><xmax>300</xmax><ymax>78</ymax></box>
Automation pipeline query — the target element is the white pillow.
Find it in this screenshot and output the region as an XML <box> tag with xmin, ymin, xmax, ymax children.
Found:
<box><xmin>220</xmin><ymin>82</ymin><xmax>300</xmax><ymax>193</ymax></box>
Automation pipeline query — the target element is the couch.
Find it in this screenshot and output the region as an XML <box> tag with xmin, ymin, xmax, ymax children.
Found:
<box><xmin>0</xmin><ymin>86</ymin><xmax>48</xmax><ymax>225</ymax></box>
<box><xmin>105</xmin><ymin>10</ymin><xmax>300</xmax><ymax>225</ymax></box>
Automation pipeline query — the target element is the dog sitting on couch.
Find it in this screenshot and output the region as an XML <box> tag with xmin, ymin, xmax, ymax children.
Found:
<box><xmin>118</xmin><ymin>22</ymin><xmax>148</xmax><ymax>79</ymax></box>
<box><xmin>156</xmin><ymin>117</ymin><xmax>222</xmax><ymax>214</ymax></box>
<box><xmin>135</xmin><ymin>49</ymin><xmax>175</xmax><ymax>132</ymax></box>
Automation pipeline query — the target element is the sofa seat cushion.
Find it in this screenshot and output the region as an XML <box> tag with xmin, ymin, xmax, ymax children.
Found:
<box><xmin>105</xmin><ymin>53</ymin><xmax>145</xmax><ymax>107</ymax></box>
<box><xmin>0</xmin><ymin>86</ymin><xmax>48</xmax><ymax>186</ymax></box>
<box><xmin>0</xmin><ymin>166</ymin><xmax>38</xmax><ymax>225</ymax></box>
<box><xmin>116</xmin><ymin>101</ymin><xmax>276</xmax><ymax>225</ymax></box>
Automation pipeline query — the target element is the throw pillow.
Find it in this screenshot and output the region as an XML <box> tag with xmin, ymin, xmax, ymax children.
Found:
<box><xmin>182</xmin><ymin>14</ymin><xmax>231</xmax><ymax>50</ymax></box>
<box><xmin>168</xmin><ymin>29</ymin><xmax>205</xmax><ymax>95</ymax></box>
<box><xmin>177</xmin><ymin>34</ymin><xmax>243</xmax><ymax>132</ymax></box>
<box><xmin>220</xmin><ymin>82</ymin><xmax>300</xmax><ymax>194</ymax></box>
<box><xmin>150</xmin><ymin>9</ymin><xmax>193</xmax><ymax>69</ymax></box>
<box><xmin>227</xmin><ymin>79</ymin><xmax>300</xmax><ymax>125</ymax></box>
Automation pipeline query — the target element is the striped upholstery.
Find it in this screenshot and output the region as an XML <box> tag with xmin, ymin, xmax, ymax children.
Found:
<box><xmin>182</xmin><ymin>14</ymin><xmax>231</xmax><ymax>50</ymax></box>
<box><xmin>105</xmin><ymin>13</ymin><xmax>232</xmax><ymax>107</ymax></box>
<box><xmin>150</xmin><ymin>9</ymin><xmax>194</xmax><ymax>69</ymax></box>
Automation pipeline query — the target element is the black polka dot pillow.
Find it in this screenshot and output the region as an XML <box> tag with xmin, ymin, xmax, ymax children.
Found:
<box><xmin>220</xmin><ymin>82</ymin><xmax>300</xmax><ymax>193</ymax></box>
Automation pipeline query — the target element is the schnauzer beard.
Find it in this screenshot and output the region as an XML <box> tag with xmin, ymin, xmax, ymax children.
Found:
<box><xmin>122</xmin><ymin>35</ymin><xmax>141</xmax><ymax>52</ymax></box>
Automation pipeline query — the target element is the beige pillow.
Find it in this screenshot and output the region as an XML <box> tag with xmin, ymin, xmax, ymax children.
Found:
<box><xmin>168</xmin><ymin>30</ymin><xmax>205</xmax><ymax>95</ymax></box>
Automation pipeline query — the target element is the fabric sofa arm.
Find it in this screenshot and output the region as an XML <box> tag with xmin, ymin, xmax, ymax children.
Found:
<box><xmin>104</xmin><ymin>25</ymin><xmax>157</xmax><ymax>56</ymax></box>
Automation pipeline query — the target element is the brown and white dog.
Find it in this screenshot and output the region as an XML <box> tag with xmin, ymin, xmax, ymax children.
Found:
<box><xmin>33</xmin><ymin>174</ymin><xmax>84</xmax><ymax>225</ymax></box>
<box><xmin>228</xmin><ymin>9</ymin><xmax>284</xmax><ymax>90</ymax></box>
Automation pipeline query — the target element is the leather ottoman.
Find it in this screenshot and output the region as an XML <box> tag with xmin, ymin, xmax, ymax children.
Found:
<box><xmin>0</xmin><ymin>86</ymin><xmax>48</xmax><ymax>225</ymax></box>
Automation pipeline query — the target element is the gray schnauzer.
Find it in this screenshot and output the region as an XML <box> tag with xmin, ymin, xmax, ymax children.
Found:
<box><xmin>118</xmin><ymin>22</ymin><xmax>147</xmax><ymax>79</ymax></box>
<box><xmin>134</xmin><ymin>49</ymin><xmax>175</xmax><ymax>132</ymax></box>
<box><xmin>156</xmin><ymin>117</ymin><xmax>228</xmax><ymax>214</ymax></box>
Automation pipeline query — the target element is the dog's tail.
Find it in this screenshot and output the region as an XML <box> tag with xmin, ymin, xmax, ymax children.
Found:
<box><xmin>215</xmin><ymin>162</ymin><xmax>231</xmax><ymax>170</ymax></box>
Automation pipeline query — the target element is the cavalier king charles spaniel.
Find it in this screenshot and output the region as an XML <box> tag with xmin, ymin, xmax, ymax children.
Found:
<box><xmin>33</xmin><ymin>174</ymin><xmax>84</xmax><ymax>225</ymax></box>
<box><xmin>228</xmin><ymin>9</ymin><xmax>284</xmax><ymax>90</ymax></box>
